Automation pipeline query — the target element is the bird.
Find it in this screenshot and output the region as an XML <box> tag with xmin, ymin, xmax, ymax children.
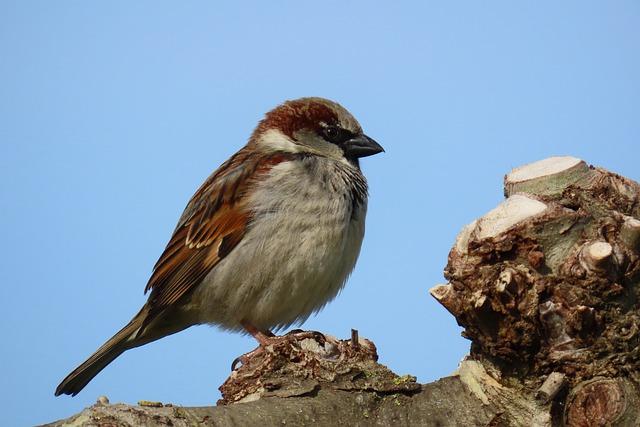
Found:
<box><xmin>55</xmin><ymin>97</ymin><xmax>383</xmax><ymax>397</ymax></box>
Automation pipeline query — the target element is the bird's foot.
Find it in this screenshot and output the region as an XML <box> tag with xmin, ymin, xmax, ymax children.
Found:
<box><xmin>231</xmin><ymin>329</ymin><xmax>328</xmax><ymax>370</ymax></box>
<box><xmin>231</xmin><ymin>347</ymin><xmax>264</xmax><ymax>371</ymax></box>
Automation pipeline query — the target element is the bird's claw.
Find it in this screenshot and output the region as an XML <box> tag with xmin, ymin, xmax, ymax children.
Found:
<box><xmin>231</xmin><ymin>346</ymin><xmax>266</xmax><ymax>371</ymax></box>
<box><xmin>230</xmin><ymin>356</ymin><xmax>243</xmax><ymax>371</ymax></box>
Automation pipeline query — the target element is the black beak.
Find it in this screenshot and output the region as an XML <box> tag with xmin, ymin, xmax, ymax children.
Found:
<box><xmin>343</xmin><ymin>134</ymin><xmax>384</xmax><ymax>158</ymax></box>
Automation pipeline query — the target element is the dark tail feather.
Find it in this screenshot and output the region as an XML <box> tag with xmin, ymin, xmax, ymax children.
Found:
<box><xmin>55</xmin><ymin>310</ymin><xmax>146</xmax><ymax>396</ymax></box>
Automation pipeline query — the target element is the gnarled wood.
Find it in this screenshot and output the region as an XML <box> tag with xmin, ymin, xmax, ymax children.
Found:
<box><xmin>438</xmin><ymin>156</ymin><xmax>640</xmax><ymax>426</ymax></box>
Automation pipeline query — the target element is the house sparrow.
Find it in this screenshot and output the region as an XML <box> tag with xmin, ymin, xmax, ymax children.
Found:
<box><xmin>55</xmin><ymin>97</ymin><xmax>383</xmax><ymax>396</ymax></box>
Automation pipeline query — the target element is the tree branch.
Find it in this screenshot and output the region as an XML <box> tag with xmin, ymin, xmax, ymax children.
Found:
<box><xmin>47</xmin><ymin>156</ymin><xmax>640</xmax><ymax>427</ymax></box>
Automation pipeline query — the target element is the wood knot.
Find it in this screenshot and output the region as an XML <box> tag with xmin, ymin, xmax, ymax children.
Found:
<box><xmin>565</xmin><ymin>377</ymin><xmax>640</xmax><ymax>427</ymax></box>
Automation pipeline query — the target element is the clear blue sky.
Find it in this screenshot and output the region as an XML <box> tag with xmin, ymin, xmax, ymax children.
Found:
<box><xmin>1</xmin><ymin>2</ymin><xmax>638</xmax><ymax>425</ymax></box>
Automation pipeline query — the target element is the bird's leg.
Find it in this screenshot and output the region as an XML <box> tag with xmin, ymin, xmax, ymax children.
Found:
<box><xmin>241</xmin><ymin>321</ymin><xmax>275</xmax><ymax>346</ymax></box>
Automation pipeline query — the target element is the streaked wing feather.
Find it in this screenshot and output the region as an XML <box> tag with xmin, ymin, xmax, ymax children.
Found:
<box><xmin>143</xmin><ymin>148</ymin><xmax>296</xmax><ymax>317</ymax></box>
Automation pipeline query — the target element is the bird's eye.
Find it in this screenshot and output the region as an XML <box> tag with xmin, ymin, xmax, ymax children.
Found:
<box><xmin>322</xmin><ymin>126</ymin><xmax>349</xmax><ymax>144</ymax></box>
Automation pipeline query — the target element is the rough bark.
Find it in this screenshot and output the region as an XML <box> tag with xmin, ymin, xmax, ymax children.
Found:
<box><xmin>46</xmin><ymin>157</ymin><xmax>640</xmax><ymax>427</ymax></box>
<box><xmin>435</xmin><ymin>156</ymin><xmax>640</xmax><ymax>426</ymax></box>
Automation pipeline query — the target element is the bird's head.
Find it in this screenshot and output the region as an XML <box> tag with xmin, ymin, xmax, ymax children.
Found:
<box><xmin>251</xmin><ymin>97</ymin><xmax>383</xmax><ymax>162</ymax></box>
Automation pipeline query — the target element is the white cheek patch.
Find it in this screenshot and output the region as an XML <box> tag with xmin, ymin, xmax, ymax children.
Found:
<box><xmin>259</xmin><ymin>129</ymin><xmax>301</xmax><ymax>153</ymax></box>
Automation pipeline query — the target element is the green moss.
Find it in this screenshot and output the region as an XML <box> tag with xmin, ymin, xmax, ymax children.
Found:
<box><xmin>392</xmin><ymin>374</ymin><xmax>417</xmax><ymax>385</ymax></box>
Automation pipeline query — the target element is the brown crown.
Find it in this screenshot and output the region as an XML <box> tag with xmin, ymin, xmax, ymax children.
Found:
<box><xmin>252</xmin><ymin>98</ymin><xmax>339</xmax><ymax>141</ymax></box>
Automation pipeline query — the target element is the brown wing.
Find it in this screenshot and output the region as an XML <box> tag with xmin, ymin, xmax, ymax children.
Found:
<box><xmin>143</xmin><ymin>148</ymin><xmax>296</xmax><ymax>316</ymax></box>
